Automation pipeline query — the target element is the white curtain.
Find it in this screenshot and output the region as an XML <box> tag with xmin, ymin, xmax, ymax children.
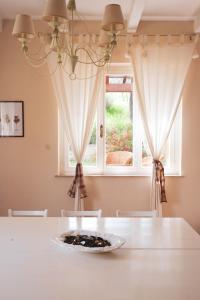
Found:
<box><xmin>48</xmin><ymin>35</ymin><xmax>104</xmax><ymax>210</ymax></box>
<box><xmin>129</xmin><ymin>35</ymin><xmax>196</xmax><ymax>216</ymax></box>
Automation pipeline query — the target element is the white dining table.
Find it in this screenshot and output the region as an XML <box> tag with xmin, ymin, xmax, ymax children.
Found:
<box><xmin>0</xmin><ymin>217</ymin><xmax>200</xmax><ymax>300</ymax></box>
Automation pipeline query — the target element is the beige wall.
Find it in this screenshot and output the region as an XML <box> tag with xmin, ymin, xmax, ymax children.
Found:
<box><xmin>0</xmin><ymin>20</ymin><xmax>200</xmax><ymax>232</ymax></box>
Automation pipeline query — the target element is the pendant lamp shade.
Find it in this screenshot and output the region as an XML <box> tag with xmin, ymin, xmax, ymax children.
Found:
<box><xmin>42</xmin><ymin>0</ymin><xmax>68</xmax><ymax>22</ymax></box>
<box><xmin>102</xmin><ymin>4</ymin><xmax>125</xmax><ymax>32</ymax></box>
<box><xmin>12</xmin><ymin>14</ymin><xmax>35</xmax><ymax>39</ymax></box>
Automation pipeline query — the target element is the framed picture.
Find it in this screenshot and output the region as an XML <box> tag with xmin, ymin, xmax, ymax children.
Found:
<box><xmin>0</xmin><ymin>101</ymin><xmax>24</xmax><ymax>137</ymax></box>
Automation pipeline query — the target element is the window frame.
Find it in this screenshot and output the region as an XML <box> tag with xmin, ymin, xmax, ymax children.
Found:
<box><xmin>58</xmin><ymin>63</ymin><xmax>182</xmax><ymax>176</ymax></box>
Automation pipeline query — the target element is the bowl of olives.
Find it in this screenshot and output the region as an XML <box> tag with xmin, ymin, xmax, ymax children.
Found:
<box><xmin>54</xmin><ymin>230</ymin><xmax>125</xmax><ymax>253</ymax></box>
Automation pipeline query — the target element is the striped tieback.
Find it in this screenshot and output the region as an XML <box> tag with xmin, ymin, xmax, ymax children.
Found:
<box><xmin>153</xmin><ymin>159</ymin><xmax>167</xmax><ymax>203</ymax></box>
<box><xmin>68</xmin><ymin>163</ymin><xmax>87</xmax><ymax>199</ymax></box>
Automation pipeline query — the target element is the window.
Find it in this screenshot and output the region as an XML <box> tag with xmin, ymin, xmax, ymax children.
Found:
<box><xmin>58</xmin><ymin>64</ymin><xmax>182</xmax><ymax>176</ymax></box>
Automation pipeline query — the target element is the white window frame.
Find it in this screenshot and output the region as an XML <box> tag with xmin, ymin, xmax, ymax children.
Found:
<box><xmin>58</xmin><ymin>63</ymin><xmax>182</xmax><ymax>176</ymax></box>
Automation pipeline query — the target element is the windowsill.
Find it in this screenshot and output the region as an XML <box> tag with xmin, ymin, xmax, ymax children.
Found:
<box><xmin>55</xmin><ymin>173</ymin><xmax>184</xmax><ymax>178</ymax></box>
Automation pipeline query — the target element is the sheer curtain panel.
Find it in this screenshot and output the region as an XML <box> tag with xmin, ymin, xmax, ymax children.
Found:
<box><xmin>129</xmin><ymin>35</ymin><xmax>196</xmax><ymax>216</ymax></box>
<box><xmin>48</xmin><ymin>35</ymin><xmax>104</xmax><ymax>210</ymax></box>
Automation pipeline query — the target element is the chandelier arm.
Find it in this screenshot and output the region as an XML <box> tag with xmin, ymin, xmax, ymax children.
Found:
<box><xmin>50</xmin><ymin>27</ymin><xmax>69</xmax><ymax>61</ymax></box>
<box><xmin>24</xmin><ymin>50</ymin><xmax>52</xmax><ymax>62</ymax></box>
<box><xmin>78</xmin><ymin>57</ymin><xmax>107</xmax><ymax>67</ymax></box>
<box><xmin>77</xmin><ymin>57</ymin><xmax>107</xmax><ymax>66</ymax></box>
<box><xmin>75</xmin><ymin>47</ymin><xmax>112</xmax><ymax>66</ymax></box>
<box><xmin>77</xmin><ymin>58</ymin><xmax>108</xmax><ymax>67</ymax></box>
<box><xmin>77</xmin><ymin>40</ymin><xmax>115</xmax><ymax>59</ymax></box>
<box><xmin>75</xmin><ymin>46</ymin><xmax>99</xmax><ymax>58</ymax></box>
<box><xmin>24</xmin><ymin>55</ymin><xmax>48</xmax><ymax>68</ymax></box>
<box><xmin>24</xmin><ymin>42</ymin><xmax>45</xmax><ymax>57</ymax></box>
<box><xmin>23</xmin><ymin>48</ymin><xmax>53</xmax><ymax>67</ymax></box>
<box><xmin>61</xmin><ymin>42</ymin><xmax>77</xmax><ymax>67</ymax></box>
<box><xmin>51</xmin><ymin>34</ymin><xmax>61</xmax><ymax>52</ymax></box>
<box><xmin>55</xmin><ymin>34</ymin><xmax>71</xmax><ymax>57</ymax></box>
<box><xmin>61</xmin><ymin>63</ymin><xmax>104</xmax><ymax>80</ymax></box>
<box><xmin>85</xmin><ymin>45</ymin><xmax>109</xmax><ymax>61</ymax></box>
<box><xmin>56</xmin><ymin>36</ymin><xmax>71</xmax><ymax>57</ymax></box>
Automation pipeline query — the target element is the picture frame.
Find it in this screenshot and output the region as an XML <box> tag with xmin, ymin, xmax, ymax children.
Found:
<box><xmin>0</xmin><ymin>101</ymin><xmax>24</xmax><ymax>137</ymax></box>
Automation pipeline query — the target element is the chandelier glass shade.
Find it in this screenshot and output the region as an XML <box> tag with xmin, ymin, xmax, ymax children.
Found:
<box><xmin>12</xmin><ymin>0</ymin><xmax>125</xmax><ymax>79</ymax></box>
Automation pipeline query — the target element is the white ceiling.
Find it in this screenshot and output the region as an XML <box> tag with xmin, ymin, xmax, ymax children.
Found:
<box><xmin>143</xmin><ymin>0</ymin><xmax>200</xmax><ymax>19</ymax></box>
<box><xmin>0</xmin><ymin>0</ymin><xmax>199</xmax><ymax>19</ymax></box>
<box><xmin>0</xmin><ymin>0</ymin><xmax>200</xmax><ymax>31</ymax></box>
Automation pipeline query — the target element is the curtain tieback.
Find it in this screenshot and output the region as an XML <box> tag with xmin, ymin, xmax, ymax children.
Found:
<box><xmin>68</xmin><ymin>163</ymin><xmax>88</xmax><ymax>199</ymax></box>
<box><xmin>153</xmin><ymin>159</ymin><xmax>167</xmax><ymax>203</ymax></box>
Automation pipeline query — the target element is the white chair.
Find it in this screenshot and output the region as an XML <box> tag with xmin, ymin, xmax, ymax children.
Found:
<box><xmin>116</xmin><ymin>210</ymin><xmax>157</xmax><ymax>218</ymax></box>
<box><xmin>61</xmin><ymin>209</ymin><xmax>102</xmax><ymax>218</ymax></box>
<box><xmin>8</xmin><ymin>209</ymin><xmax>48</xmax><ymax>217</ymax></box>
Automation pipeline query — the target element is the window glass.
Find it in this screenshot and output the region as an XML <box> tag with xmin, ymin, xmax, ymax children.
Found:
<box><xmin>142</xmin><ymin>137</ymin><xmax>170</xmax><ymax>167</ymax></box>
<box><xmin>105</xmin><ymin>76</ymin><xmax>133</xmax><ymax>166</ymax></box>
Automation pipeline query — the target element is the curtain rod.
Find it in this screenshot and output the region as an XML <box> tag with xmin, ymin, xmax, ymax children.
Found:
<box><xmin>118</xmin><ymin>33</ymin><xmax>199</xmax><ymax>38</ymax></box>
<box><xmin>70</xmin><ymin>33</ymin><xmax>199</xmax><ymax>38</ymax></box>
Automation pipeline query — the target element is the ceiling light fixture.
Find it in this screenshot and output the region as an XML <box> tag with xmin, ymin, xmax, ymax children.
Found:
<box><xmin>12</xmin><ymin>0</ymin><xmax>125</xmax><ymax>79</ymax></box>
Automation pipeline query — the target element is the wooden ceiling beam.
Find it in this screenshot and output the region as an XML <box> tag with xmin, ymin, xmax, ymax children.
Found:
<box><xmin>194</xmin><ymin>10</ymin><xmax>200</xmax><ymax>32</ymax></box>
<box><xmin>127</xmin><ymin>0</ymin><xmax>145</xmax><ymax>33</ymax></box>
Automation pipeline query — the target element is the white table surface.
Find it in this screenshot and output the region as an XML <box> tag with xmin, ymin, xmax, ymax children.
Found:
<box><xmin>0</xmin><ymin>217</ymin><xmax>200</xmax><ymax>300</ymax></box>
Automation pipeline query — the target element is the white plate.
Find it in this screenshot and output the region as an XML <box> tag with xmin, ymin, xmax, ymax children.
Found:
<box><xmin>54</xmin><ymin>230</ymin><xmax>126</xmax><ymax>253</ymax></box>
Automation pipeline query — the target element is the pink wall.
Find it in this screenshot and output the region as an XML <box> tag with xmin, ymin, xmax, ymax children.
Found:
<box><xmin>0</xmin><ymin>21</ymin><xmax>200</xmax><ymax>232</ymax></box>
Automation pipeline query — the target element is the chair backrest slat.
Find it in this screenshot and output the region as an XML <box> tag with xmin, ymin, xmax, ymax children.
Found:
<box><xmin>8</xmin><ymin>209</ymin><xmax>48</xmax><ymax>217</ymax></box>
<box><xmin>116</xmin><ymin>210</ymin><xmax>157</xmax><ymax>218</ymax></box>
<box><xmin>61</xmin><ymin>209</ymin><xmax>102</xmax><ymax>218</ymax></box>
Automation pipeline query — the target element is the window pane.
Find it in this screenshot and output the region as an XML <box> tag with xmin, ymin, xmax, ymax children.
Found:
<box><xmin>69</xmin><ymin>119</ymin><xmax>97</xmax><ymax>167</ymax></box>
<box><xmin>108</xmin><ymin>76</ymin><xmax>132</xmax><ymax>85</ymax></box>
<box><xmin>105</xmin><ymin>88</ymin><xmax>133</xmax><ymax>166</ymax></box>
<box><xmin>142</xmin><ymin>139</ymin><xmax>152</xmax><ymax>166</ymax></box>
<box><xmin>69</xmin><ymin>149</ymin><xmax>76</xmax><ymax>167</ymax></box>
<box><xmin>84</xmin><ymin>121</ymin><xmax>97</xmax><ymax>166</ymax></box>
<box><xmin>142</xmin><ymin>137</ymin><xmax>169</xmax><ymax>167</ymax></box>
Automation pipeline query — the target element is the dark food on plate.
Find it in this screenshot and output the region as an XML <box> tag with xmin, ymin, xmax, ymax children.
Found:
<box><xmin>63</xmin><ymin>234</ymin><xmax>111</xmax><ymax>248</ymax></box>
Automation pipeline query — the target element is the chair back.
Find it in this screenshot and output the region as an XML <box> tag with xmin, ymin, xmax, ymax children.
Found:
<box><xmin>61</xmin><ymin>209</ymin><xmax>102</xmax><ymax>218</ymax></box>
<box><xmin>116</xmin><ymin>210</ymin><xmax>157</xmax><ymax>218</ymax></box>
<box><xmin>8</xmin><ymin>209</ymin><xmax>48</xmax><ymax>217</ymax></box>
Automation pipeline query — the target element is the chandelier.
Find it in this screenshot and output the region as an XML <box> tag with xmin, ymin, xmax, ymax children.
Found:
<box><xmin>12</xmin><ymin>0</ymin><xmax>125</xmax><ymax>79</ymax></box>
